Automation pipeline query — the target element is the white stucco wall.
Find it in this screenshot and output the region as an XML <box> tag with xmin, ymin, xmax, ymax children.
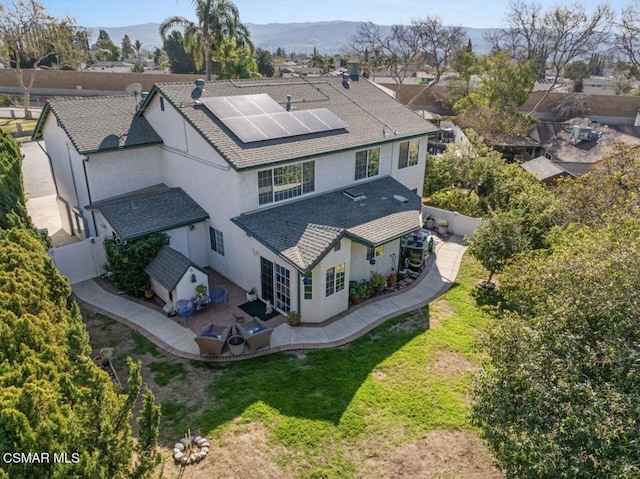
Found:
<box><xmin>236</xmin><ymin>135</ymin><xmax>429</xmax><ymax>214</ymax></box>
<box><xmin>300</xmin><ymin>237</ymin><xmax>351</xmax><ymax>323</ymax></box>
<box><xmin>349</xmin><ymin>238</ymin><xmax>402</xmax><ymax>282</ymax></box>
<box><xmin>84</xmin><ymin>146</ymin><xmax>163</xmax><ymax>202</ymax></box>
<box><xmin>174</xmin><ymin>266</ymin><xmax>209</xmax><ymax>304</ymax></box>
<box><xmin>41</xmin><ymin>114</ymin><xmax>90</xmax><ymax>236</ymax></box>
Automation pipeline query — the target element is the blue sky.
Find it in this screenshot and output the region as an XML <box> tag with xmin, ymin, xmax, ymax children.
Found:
<box><xmin>39</xmin><ymin>0</ymin><xmax>631</xmax><ymax>29</ymax></box>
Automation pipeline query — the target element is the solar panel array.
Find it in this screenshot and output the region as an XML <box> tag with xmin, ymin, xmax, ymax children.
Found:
<box><xmin>201</xmin><ymin>93</ymin><xmax>348</xmax><ymax>143</ymax></box>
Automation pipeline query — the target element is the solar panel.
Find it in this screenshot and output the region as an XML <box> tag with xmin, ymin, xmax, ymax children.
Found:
<box><xmin>311</xmin><ymin>108</ymin><xmax>349</xmax><ymax>130</ymax></box>
<box><xmin>223</xmin><ymin>117</ymin><xmax>268</xmax><ymax>142</ymax></box>
<box><xmin>270</xmin><ymin>112</ymin><xmax>311</xmax><ymax>136</ymax></box>
<box><xmin>201</xmin><ymin>93</ymin><xmax>348</xmax><ymax>143</ymax></box>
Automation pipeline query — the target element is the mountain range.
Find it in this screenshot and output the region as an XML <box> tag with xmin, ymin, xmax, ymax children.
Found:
<box><xmin>87</xmin><ymin>21</ymin><xmax>494</xmax><ymax>56</ymax></box>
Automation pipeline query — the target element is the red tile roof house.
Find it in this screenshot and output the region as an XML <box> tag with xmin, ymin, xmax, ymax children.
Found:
<box><xmin>33</xmin><ymin>67</ymin><xmax>440</xmax><ymax>323</ymax></box>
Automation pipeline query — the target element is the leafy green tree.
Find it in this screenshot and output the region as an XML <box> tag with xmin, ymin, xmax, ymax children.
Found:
<box><xmin>466</xmin><ymin>211</ymin><xmax>530</xmax><ymax>282</ymax></box>
<box><xmin>0</xmin><ymin>228</ymin><xmax>154</xmax><ymax>478</ymax></box>
<box><xmin>93</xmin><ymin>30</ymin><xmax>120</xmax><ymax>61</ymax></box>
<box><xmin>163</xmin><ymin>30</ymin><xmax>199</xmax><ymax>74</ymax></box>
<box><xmin>473</xmin><ymin>220</ymin><xmax>640</xmax><ymax>478</ymax></box>
<box><xmin>132</xmin><ymin>386</ymin><xmax>162</xmax><ymax>478</ymax></box>
<box><xmin>556</xmin><ymin>142</ymin><xmax>640</xmax><ymax>226</ymax></box>
<box><xmin>213</xmin><ymin>36</ymin><xmax>258</xmax><ymax>79</ymax></box>
<box><xmin>0</xmin><ymin>129</ymin><xmax>31</xmax><ymax>229</ymax></box>
<box><xmin>255</xmin><ymin>48</ymin><xmax>274</xmax><ymax>77</ymax></box>
<box><xmin>488</xmin><ymin>1</ymin><xmax>613</xmax><ymax>114</ymax></box>
<box><xmin>121</xmin><ymin>34</ymin><xmax>133</xmax><ymax>60</ymax></box>
<box><xmin>159</xmin><ymin>0</ymin><xmax>253</xmax><ymax>80</ymax></box>
<box><xmin>0</xmin><ymin>0</ymin><xmax>86</xmax><ymax>118</ymax></box>
<box><xmin>104</xmin><ymin>233</ymin><xmax>168</xmax><ymax>296</ymax></box>
<box><xmin>133</xmin><ymin>39</ymin><xmax>142</xmax><ymax>63</ymax></box>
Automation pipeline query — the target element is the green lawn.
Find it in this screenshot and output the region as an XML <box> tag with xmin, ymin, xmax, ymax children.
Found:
<box><xmin>1</xmin><ymin>118</ymin><xmax>37</xmax><ymax>143</ymax></box>
<box><xmin>158</xmin><ymin>255</ymin><xmax>490</xmax><ymax>477</ymax></box>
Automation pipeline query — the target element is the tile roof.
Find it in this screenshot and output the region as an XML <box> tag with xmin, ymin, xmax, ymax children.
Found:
<box><xmin>148</xmin><ymin>77</ymin><xmax>439</xmax><ymax>170</ymax></box>
<box><xmin>35</xmin><ymin>95</ymin><xmax>162</xmax><ymax>154</ymax></box>
<box><xmin>232</xmin><ymin>176</ymin><xmax>422</xmax><ymax>272</ymax></box>
<box><xmin>145</xmin><ymin>245</ymin><xmax>206</xmax><ymax>292</ymax></box>
<box><xmin>87</xmin><ymin>184</ymin><xmax>209</xmax><ymax>240</ymax></box>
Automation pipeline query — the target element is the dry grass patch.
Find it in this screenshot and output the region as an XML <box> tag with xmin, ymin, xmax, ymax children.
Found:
<box><xmin>428</xmin><ymin>299</ymin><xmax>455</xmax><ymax>328</ymax></box>
<box><xmin>428</xmin><ymin>349</ymin><xmax>479</xmax><ymax>378</ymax></box>
<box><xmin>363</xmin><ymin>430</ymin><xmax>501</xmax><ymax>479</ymax></box>
<box><xmin>158</xmin><ymin>422</ymin><xmax>291</xmax><ymax>479</ymax></box>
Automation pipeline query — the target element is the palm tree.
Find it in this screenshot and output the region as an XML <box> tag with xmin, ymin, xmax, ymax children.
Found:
<box><xmin>133</xmin><ymin>39</ymin><xmax>142</xmax><ymax>63</ymax></box>
<box><xmin>159</xmin><ymin>0</ymin><xmax>253</xmax><ymax>81</ymax></box>
<box><xmin>255</xmin><ymin>48</ymin><xmax>275</xmax><ymax>77</ymax></box>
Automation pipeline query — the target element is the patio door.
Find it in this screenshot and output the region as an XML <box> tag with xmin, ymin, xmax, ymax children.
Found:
<box><xmin>260</xmin><ymin>257</ymin><xmax>291</xmax><ymax>313</ymax></box>
<box><xmin>260</xmin><ymin>257</ymin><xmax>274</xmax><ymax>304</ymax></box>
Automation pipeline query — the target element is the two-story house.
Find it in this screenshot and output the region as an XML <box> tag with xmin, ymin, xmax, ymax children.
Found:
<box><xmin>34</xmin><ymin>68</ymin><xmax>439</xmax><ymax>323</ymax></box>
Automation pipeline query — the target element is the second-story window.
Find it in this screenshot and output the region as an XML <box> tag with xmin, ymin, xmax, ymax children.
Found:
<box><xmin>398</xmin><ymin>139</ymin><xmax>419</xmax><ymax>168</ymax></box>
<box><xmin>355</xmin><ymin>147</ymin><xmax>380</xmax><ymax>181</ymax></box>
<box><xmin>258</xmin><ymin>160</ymin><xmax>315</xmax><ymax>205</ymax></box>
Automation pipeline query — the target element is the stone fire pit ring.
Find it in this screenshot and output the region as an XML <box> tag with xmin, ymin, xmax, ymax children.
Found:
<box><xmin>173</xmin><ymin>434</ymin><xmax>209</xmax><ymax>465</ymax></box>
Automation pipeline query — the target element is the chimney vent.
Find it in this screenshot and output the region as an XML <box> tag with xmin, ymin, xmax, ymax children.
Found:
<box><xmin>347</xmin><ymin>61</ymin><xmax>360</xmax><ymax>80</ymax></box>
<box><xmin>286</xmin><ymin>94</ymin><xmax>292</xmax><ymax>111</ymax></box>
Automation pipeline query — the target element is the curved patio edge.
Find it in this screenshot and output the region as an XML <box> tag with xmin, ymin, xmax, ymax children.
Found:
<box><xmin>72</xmin><ymin>236</ymin><xmax>468</xmax><ymax>362</ymax></box>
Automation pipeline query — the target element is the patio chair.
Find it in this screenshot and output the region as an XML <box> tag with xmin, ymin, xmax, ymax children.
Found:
<box><xmin>238</xmin><ymin>316</ymin><xmax>273</xmax><ymax>351</ymax></box>
<box><xmin>194</xmin><ymin>324</ymin><xmax>231</xmax><ymax>357</ymax></box>
<box><xmin>175</xmin><ymin>299</ymin><xmax>196</xmax><ymax>327</ymax></box>
<box><xmin>209</xmin><ymin>286</ymin><xmax>228</xmax><ymax>308</ymax></box>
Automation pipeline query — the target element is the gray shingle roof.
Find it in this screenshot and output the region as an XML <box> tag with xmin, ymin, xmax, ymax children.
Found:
<box><xmin>87</xmin><ymin>184</ymin><xmax>209</xmax><ymax>240</ymax></box>
<box><xmin>36</xmin><ymin>95</ymin><xmax>162</xmax><ymax>154</ymax></box>
<box><xmin>145</xmin><ymin>245</ymin><xmax>207</xmax><ymax>291</ymax></box>
<box><xmin>232</xmin><ymin>176</ymin><xmax>422</xmax><ymax>272</ymax></box>
<box><xmin>149</xmin><ymin>77</ymin><xmax>439</xmax><ymax>170</ymax></box>
<box><xmin>521</xmin><ymin>157</ymin><xmax>570</xmax><ymax>181</ymax></box>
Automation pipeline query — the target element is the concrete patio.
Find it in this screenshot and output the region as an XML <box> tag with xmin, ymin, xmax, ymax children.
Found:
<box><xmin>73</xmin><ymin>236</ymin><xmax>467</xmax><ymax>361</ymax></box>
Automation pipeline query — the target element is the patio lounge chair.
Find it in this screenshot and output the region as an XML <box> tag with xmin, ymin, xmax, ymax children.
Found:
<box><xmin>175</xmin><ymin>299</ymin><xmax>196</xmax><ymax>327</ymax></box>
<box><xmin>238</xmin><ymin>316</ymin><xmax>273</xmax><ymax>351</ymax></box>
<box><xmin>209</xmin><ymin>286</ymin><xmax>228</xmax><ymax>308</ymax></box>
<box><xmin>194</xmin><ymin>324</ymin><xmax>231</xmax><ymax>357</ymax></box>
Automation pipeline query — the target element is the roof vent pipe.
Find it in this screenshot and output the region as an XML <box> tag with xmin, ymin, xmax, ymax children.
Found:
<box><xmin>286</xmin><ymin>94</ymin><xmax>292</xmax><ymax>111</ymax></box>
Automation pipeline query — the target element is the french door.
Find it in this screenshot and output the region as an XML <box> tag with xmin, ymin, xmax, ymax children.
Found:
<box><xmin>260</xmin><ymin>257</ymin><xmax>291</xmax><ymax>313</ymax></box>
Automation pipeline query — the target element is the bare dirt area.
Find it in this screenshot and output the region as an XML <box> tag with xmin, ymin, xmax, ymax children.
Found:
<box><xmin>390</xmin><ymin>307</ymin><xmax>430</xmax><ymax>333</ymax></box>
<box><xmin>428</xmin><ymin>349</ymin><xmax>480</xmax><ymax>378</ymax></box>
<box><xmin>156</xmin><ymin>422</ymin><xmax>292</xmax><ymax>479</ymax></box>
<box><xmin>428</xmin><ymin>298</ymin><xmax>456</xmax><ymax>328</ymax></box>
<box><xmin>363</xmin><ymin>430</ymin><xmax>502</xmax><ymax>479</ymax></box>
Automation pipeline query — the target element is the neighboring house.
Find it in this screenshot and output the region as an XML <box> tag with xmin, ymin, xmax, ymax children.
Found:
<box><xmin>34</xmin><ymin>68</ymin><xmax>439</xmax><ymax>323</ymax></box>
<box><xmin>521</xmin><ymin>117</ymin><xmax>640</xmax><ymax>183</ymax></box>
<box><xmin>582</xmin><ymin>77</ymin><xmax>616</xmax><ymax>96</ymax></box>
<box><xmin>521</xmin><ymin>156</ymin><xmax>573</xmax><ymax>186</ymax></box>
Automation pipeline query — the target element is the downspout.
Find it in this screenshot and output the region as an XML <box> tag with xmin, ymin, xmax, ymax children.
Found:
<box><xmin>297</xmin><ymin>270</ymin><xmax>302</xmax><ymax>320</ymax></box>
<box><xmin>81</xmin><ymin>156</ymin><xmax>98</xmax><ymax>237</ymax></box>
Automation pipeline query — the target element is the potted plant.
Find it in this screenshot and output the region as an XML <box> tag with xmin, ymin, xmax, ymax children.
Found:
<box><xmin>424</xmin><ymin>215</ymin><xmax>435</xmax><ymax>229</ymax></box>
<box><xmin>246</xmin><ymin>287</ymin><xmax>257</xmax><ymax>302</ymax></box>
<box><xmin>370</xmin><ymin>272</ymin><xmax>387</xmax><ymax>293</ymax></box>
<box><xmin>287</xmin><ymin>310</ymin><xmax>301</xmax><ymax>326</ymax></box>
<box><xmin>143</xmin><ymin>282</ymin><xmax>155</xmax><ymax>299</ymax></box>
<box><xmin>437</xmin><ymin>218</ymin><xmax>449</xmax><ymax>235</ymax></box>
<box><xmin>408</xmin><ymin>251</ymin><xmax>423</xmax><ymax>271</ymax></box>
<box><xmin>349</xmin><ymin>280</ymin><xmax>367</xmax><ymax>304</ymax></box>
<box><xmin>195</xmin><ymin>284</ymin><xmax>208</xmax><ymax>298</ymax></box>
